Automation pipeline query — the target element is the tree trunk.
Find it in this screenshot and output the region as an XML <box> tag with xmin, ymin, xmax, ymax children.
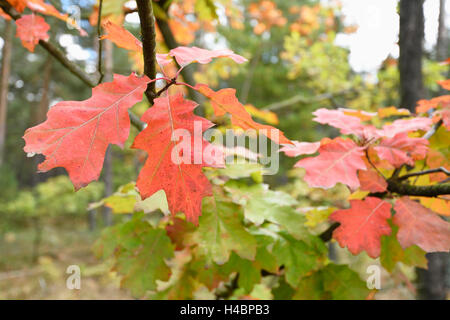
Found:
<box><xmin>436</xmin><ymin>0</ymin><xmax>447</xmax><ymax>61</ymax></box>
<box><xmin>0</xmin><ymin>20</ymin><xmax>13</xmax><ymax>166</ymax></box>
<box><xmin>416</xmin><ymin>0</ymin><xmax>449</xmax><ymax>301</ymax></box>
<box><xmin>399</xmin><ymin>0</ymin><xmax>449</xmax><ymax>300</ymax></box>
<box><xmin>31</xmin><ymin>56</ymin><xmax>52</xmax><ymax>186</ymax></box>
<box><xmin>102</xmin><ymin>39</ymin><xmax>114</xmax><ymax>227</ymax></box>
<box><xmin>399</xmin><ymin>0</ymin><xmax>424</xmax><ymax>111</ymax></box>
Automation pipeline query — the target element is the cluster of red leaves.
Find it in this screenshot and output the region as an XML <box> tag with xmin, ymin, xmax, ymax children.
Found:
<box><xmin>23</xmin><ymin>22</ymin><xmax>293</xmax><ymax>225</ymax></box>
<box><xmin>13</xmin><ymin>8</ymin><xmax>450</xmax><ymax>261</ymax></box>
<box><xmin>8</xmin><ymin>0</ymin><xmax>86</xmax><ymax>52</ymax></box>
<box><xmin>281</xmin><ymin>88</ymin><xmax>450</xmax><ymax>258</ymax></box>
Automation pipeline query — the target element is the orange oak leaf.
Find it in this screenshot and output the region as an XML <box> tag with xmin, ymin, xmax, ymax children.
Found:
<box><xmin>393</xmin><ymin>197</ymin><xmax>450</xmax><ymax>252</ymax></box>
<box><xmin>373</xmin><ymin>133</ymin><xmax>429</xmax><ymax>168</ymax></box>
<box><xmin>132</xmin><ymin>93</ymin><xmax>222</xmax><ymax>224</ymax></box>
<box><xmin>194</xmin><ymin>84</ymin><xmax>291</xmax><ymax>145</ymax></box>
<box><xmin>358</xmin><ymin>169</ymin><xmax>387</xmax><ymax>193</ymax></box>
<box><xmin>416</xmin><ymin>95</ymin><xmax>450</xmax><ymax>113</ymax></box>
<box><xmin>15</xmin><ymin>14</ymin><xmax>49</xmax><ymax>52</ymax></box>
<box><xmin>23</xmin><ymin>73</ymin><xmax>151</xmax><ymax>190</ymax></box>
<box><xmin>418</xmin><ymin>197</ymin><xmax>450</xmax><ymax>216</ymax></box>
<box><xmin>438</xmin><ymin>79</ymin><xmax>450</xmax><ymax>90</ymax></box>
<box><xmin>6</xmin><ymin>0</ymin><xmax>26</xmax><ymax>12</ymax></box>
<box><xmin>169</xmin><ymin>46</ymin><xmax>248</xmax><ymax>67</ymax></box>
<box><xmin>426</xmin><ymin>150</ymin><xmax>450</xmax><ymax>182</ymax></box>
<box><xmin>101</xmin><ymin>20</ymin><xmax>143</xmax><ymax>52</ymax></box>
<box><xmin>294</xmin><ymin>138</ymin><xmax>367</xmax><ymax>189</ymax></box>
<box><xmin>330</xmin><ymin>197</ymin><xmax>392</xmax><ymax>258</ymax></box>
<box><xmin>0</xmin><ymin>8</ymin><xmax>11</xmax><ymax>20</ymax></box>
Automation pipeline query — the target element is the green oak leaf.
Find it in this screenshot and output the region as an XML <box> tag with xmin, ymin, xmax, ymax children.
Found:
<box><xmin>220</xmin><ymin>253</ymin><xmax>261</xmax><ymax>293</ymax></box>
<box><xmin>190</xmin><ymin>198</ymin><xmax>257</xmax><ymax>264</ymax></box>
<box><xmin>294</xmin><ymin>264</ymin><xmax>370</xmax><ymax>300</ymax></box>
<box><xmin>226</xmin><ymin>183</ymin><xmax>308</xmax><ymax>239</ymax></box>
<box><xmin>94</xmin><ymin>214</ymin><xmax>174</xmax><ymax>297</ymax></box>
<box><xmin>272</xmin><ymin>232</ymin><xmax>327</xmax><ymax>287</ymax></box>
<box><xmin>380</xmin><ymin>222</ymin><xmax>428</xmax><ymax>272</ymax></box>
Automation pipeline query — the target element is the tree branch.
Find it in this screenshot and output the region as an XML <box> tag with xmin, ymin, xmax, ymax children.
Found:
<box><xmin>387</xmin><ymin>180</ymin><xmax>450</xmax><ymax>197</ymax></box>
<box><xmin>155</xmin><ymin>0</ymin><xmax>204</xmax><ymax>105</ymax></box>
<box><xmin>398</xmin><ymin>167</ymin><xmax>450</xmax><ymax>181</ymax></box>
<box><xmin>96</xmin><ymin>0</ymin><xmax>104</xmax><ymax>84</ymax></box>
<box><xmin>0</xmin><ymin>0</ymin><xmax>146</xmax><ymax>131</ymax></box>
<box><xmin>136</xmin><ymin>0</ymin><xmax>157</xmax><ymax>103</ymax></box>
<box><xmin>263</xmin><ymin>89</ymin><xmax>355</xmax><ymax>112</ymax></box>
<box><xmin>319</xmin><ymin>222</ymin><xmax>340</xmax><ymax>242</ymax></box>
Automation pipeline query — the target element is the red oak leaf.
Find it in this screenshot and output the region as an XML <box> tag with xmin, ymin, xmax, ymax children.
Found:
<box><xmin>15</xmin><ymin>14</ymin><xmax>50</xmax><ymax>52</ymax></box>
<box><xmin>393</xmin><ymin>197</ymin><xmax>450</xmax><ymax>252</ymax></box>
<box><xmin>169</xmin><ymin>46</ymin><xmax>248</xmax><ymax>67</ymax></box>
<box><xmin>312</xmin><ymin>108</ymin><xmax>378</xmax><ymax>139</ymax></box>
<box><xmin>194</xmin><ymin>84</ymin><xmax>292</xmax><ymax>145</ymax></box>
<box><xmin>381</xmin><ymin>117</ymin><xmax>433</xmax><ymax>137</ymax></box>
<box><xmin>358</xmin><ymin>169</ymin><xmax>387</xmax><ymax>193</ymax></box>
<box><xmin>26</xmin><ymin>0</ymin><xmax>86</xmax><ymax>36</ymax></box>
<box><xmin>295</xmin><ymin>138</ymin><xmax>367</xmax><ymax>189</ymax></box>
<box><xmin>330</xmin><ymin>197</ymin><xmax>392</xmax><ymax>258</ymax></box>
<box><xmin>23</xmin><ymin>73</ymin><xmax>151</xmax><ymax>190</ymax></box>
<box><xmin>279</xmin><ymin>141</ymin><xmax>320</xmax><ymax>157</ymax></box>
<box><xmin>101</xmin><ymin>20</ymin><xmax>143</xmax><ymax>52</ymax></box>
<box><xmin>373</xmin><ymin>133</ymin><xmax>429</xmax><ymax>168</ymax></box>
<box><xmin>132</xmin><ymin>93</ymin><xmax>221</xmax><ymax>224</ymax></box>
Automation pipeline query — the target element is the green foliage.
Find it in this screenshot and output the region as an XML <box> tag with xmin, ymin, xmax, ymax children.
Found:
<box><xmin>1</xmin><ymin>176</ymin><xmax>103</xmax><ymax>218</ymax></box>
<box><xmin>94</xmin><ymin>213</ymin><xmax>175</xmax><ymax>297</ymax></box>
<box><xmin>293</xmin><ymin>264</ymin><xmax>370</xmax><ymax>300</ymax></box>
<box><xmin>92</xmin><ymin>163</ymin><xmax>370</xmax><ymax>299</ymax></box>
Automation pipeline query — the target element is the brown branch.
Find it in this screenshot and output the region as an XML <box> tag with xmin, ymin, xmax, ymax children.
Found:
<box><xmin>319</xmin><ymin>222</ymin><xmax>340</xmax><ymax>242</ymax></box>
<box><xmin>136</xmin><ymin>0</ymin><xmax>157</xmax><ymax>103</ymax></box>
<box><xmin>155</xmin><ymin>0</ymin><xmax>204</xmax><ymax>106</ymax></box>
<box><xmin>378</xmin><ymin>118</ymin><xmax>448</xmax><ymax>197</ymax></box>
<box><xmin>387</xmin><ymin>180</ymin><xmax>450</xmax><ymax>197</ymax></box>
<box><xmin>398</xmin><ymin>167</ymin><xmax>450</xmax><ymax>181</ymax></box>
<box><xmin>0</xmin><ymin>0</ymin><xmax>146</xmax><ymax>131</ymax></box>
<box><xmin>96</xmin><ymin>0</ymin><xmax>104</xmax><ymax>84</ymax></box>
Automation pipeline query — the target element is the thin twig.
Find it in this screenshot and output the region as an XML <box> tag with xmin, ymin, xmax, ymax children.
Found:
<box><xmin>398</xmin><ymin>167</ymin><xmax>450</xmax><ymax>181</ymax></box>
<box><xmin>365</xmin><ymin>149</ymin><xmax>386</xmax><ymax>180</ymax></box>
<box><xmin>0</xmin><ymin>0</ymin><xmax>146</xmax><ymax>131</ymax></box>
<box><xmin>423</xmin><ymin>119</ymin><xmax>443</xmax><ymax>140</ymax></box>
<box><xmin>96</xmin><ymin>0</ymin><xmax>104</xmax><ymax>84</ymax></box>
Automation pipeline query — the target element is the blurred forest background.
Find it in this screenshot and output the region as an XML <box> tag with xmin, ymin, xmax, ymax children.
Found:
<box><xmin>0</xmin><ymin>0</ymin><xmax>448</xmax><ymax>299</ymax></box>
